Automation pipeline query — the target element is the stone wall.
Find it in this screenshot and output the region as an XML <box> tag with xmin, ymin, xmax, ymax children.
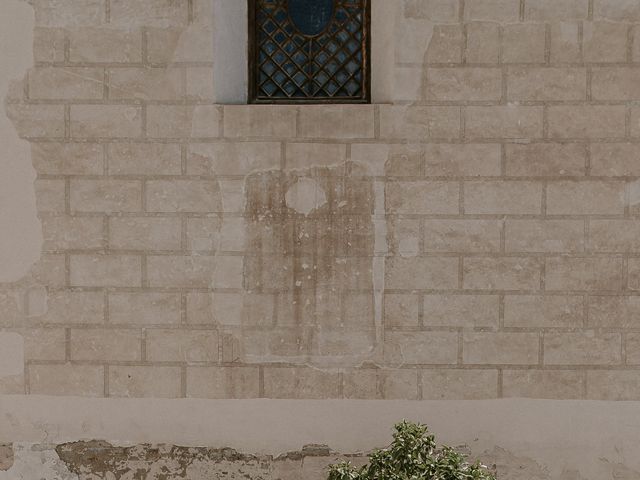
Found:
<box><xmin>3</xmin><ymin>0</ymin><xmax>640</xmax><ymax>478</ymax></box>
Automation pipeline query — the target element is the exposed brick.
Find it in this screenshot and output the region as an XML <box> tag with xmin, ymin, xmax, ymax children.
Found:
<box><xmin>626</xmin><ymin>334</ymin><xmax>640</xmax><ymax>365</ymax></box>
<box><xmin>33</xmin><ymin>0</ymin><xmax>106</xmax><ymax>26</ymax></box>
<box><xmin>110</xmin><ymin>0</ymin><xmax>189</xmax><ymax>26</ymax></box>
<box><xmin>504</xmin><ymin>295</ymin><xmax>584</xmax><ymax>327</ymax></box>
<box><xmin>384</xmin><ymin>294</ymin><xmax>420</xmax><ymax>327</ymax></box>
<box><xmin>386</xmin><ymin>181</ymin><xmax>459</xmax><ymax>214</ymax></box>
<box><xmin>187</xmin><ymin>366</ymin><xmax>260</xmax><ymax>398</ymax></box>
<box><xmin>425</xmin><ymin>25</ymin><xmax>463</xmax><ymax>64</ymax></box>
<box><xmin>379</xmin><ymin>106</ymin><xmax>461</xmax><ymax>140</ymax></box>
<box><xmin>507</xmin><ymin>67</ymin><xmax>587</xmax><ymax>101</ymax></box>
<box><xmin>70</xmin><ymin>328</ymin><xmax>141</xmax><ymax>361</ymax></box>
<box><xmin>188</xmin><ymin>142</ymin><xmax>281</xmax><ymax>176</ymax></box>
<box><xmin>592</xmin><ymin>68</ymin><xmax>640</xmax><ymax>101</ymax></box>
<box><xmin>69</xmin><ymin>28</ymin><xmax>143</xmax><ymax>62</ymax></box>
<box><xmin>424</xmin><ymin>219</ymin><xmax>501</xmax><ymax>252</ymax></box>
<box><xmin>632</xmin><ymin>108</ymin><xmax>640</xmax><ymax>138</ymax></box>
<box><xmin>544</xmin><ymin>332</ymin><xmax>622</xmax><ymax>365</ymax></box>
<box><xmin>404</xmin><ymin>0</ymin><xmax>459</xmax><ymax>21</ymax></box>
<box><xmin>40</xmin><ymin>290</ymin><xmax>105</xmax><ymax>325</ymax></box>
<box><xmin>109</xmin><ymin>292</ymin><xmax>181</xmax><ymax>326</ymax></box>
<box><xmin>109</xmin><ymin>366</ymin><xmax>182</xmax><ymax>398</ymax></box>
<box><xmin>146</xmin><ymin>180</ymin><xmax>220</xmax><ymax>213</ymax></box>
<box><xmin>525</xmin><ymin>0</ymin><xmax>588</xmax><ymax>20</ymax></box>
<box><xmin>70</xmin><ymin>179</ymin><xmax>142</xmax><ymax>213</ymax></box>
<box><xmin>423</xmin><ymin>294</ymin><xmax>499</xmax><ymax>328</ymax></box>
<box><xmin>628</xmin><ymin>259</ymin><xmax>640</xmax><ymax>291</ymax></box>
<box><xmin>425</xmin><ymin>68</ymin><xmax>502</xmax><ymax>101</ymax></box>
<box><xmin>384</xmin><ymin>331</ymin><xmax>459</xmax><ymax>365</ymax></box>
<box><xmin>34</xmin><ymin>179</ymin><xmax>66</xmax><ymax>213</ymax></box>
<box><xmin>298</xmin><ymin>106</ymin><xmax>374</xmax><ymax>139</ymax></box>
<box><xmin>146</xmin><ymin>329</ymin><xmax>218</xmax><ymax>362</ymax></box>
<box><xmin>594</xmin><ymin>0</ymin><xmax>640</xmax><ymax>20</ymax></box>
<box><xmin>385</xmin><ymin>257</ymin><xmax>459</xmax><ymax>290</ymax></box>
<box><xmin>424</xmin><ymin>144</ymin><xmax>501</xmax><ymax>177</ymax></box>
<box><xmin>546</xmin><ymin>181</ymin><xmax>625</xmax><ymax>215</ymax></box>
<box><xmin>549</xmin><ymin>106</ymin><xmax>626</xmax><ymax>139</ymax></box>
<box><xmin>590</xmin><ymin>220</ymin><xmax>640</xmax><ymax>252</ymax></box>
<box><xmin>33</xmin><ymin>27</ymin><xmax>66</xmax><ymax>62</ymax></box>
<box><xmin>70</xmin><ymin>254</ymin><xmax>142</xmax><ymax>288</ymax></box>
<box><xmin>505</xmin><ymin>220</ymin><xmax>584</xmax><ymax>253</ymax></box>
<box><xmin>464</xmin><ymin>0</ymin><xmax>520</xmax><ymax>21</ymax></box>
<box><xmin>504</xmin><ymin>143</ymin><xmax>587</xmax><ymax>177</ymax></box>
<box><xmin>147</xmin><ymin>105</ymin><xmax>221</xmax><ymax>138</ymax></box>
<box><xmin>29</xmin><ymin>364</ymin><xmax>104</xmax><ymax>397</ymax></box>
<box><xmin>463</xmin><ymin>257</ymin><xmax>542</xmax><ymax>291</ymax></box>
<box><xmin>583</xmin><ymin>22</ymin><xmax>628</xmax><ymax>63</ymax></box>
<box><xmin>108</xmin><ymin>143</ymin><xmax>182</xmax><ymax>176</ymax></box>
<box><xmin>343</xmin><ymin>369</ymin><xmax>379</xmax><ymax>399</ymax></box>
<box><xmin>109</xmin><ymin>217</ymin><xmax>181</xmax><ymax>251</ymax></box>
<box><xmin>108</xmin><ymin>67</ymin><xmax>183</xmax><ymax>101</ymax></box>
<box><xmin>18</xmin><ymin>327</ymin><xmax>66</xmax><ymax>361</ymax></box>
<box><xmin>32</xmin><ymin>143</ymin><xmax>103</xmax><ymax>176</ymax></box>
<box><xmin>71</xmin><ymin>105</ymin><xmax>143</xmax><ymax>139</ymax></box>
<box><xmin>263</xmin><ymin>367</ymin><xmax>341</xmax><ymax>399</ymax></box>
<box><xmin>6</xmin><ymin>104</ymin><xmax>65</xmax><ymax>138</ymax></box>
<box><xmin>465</xmin><ymin>23</ymin><xmax>500</xmax><ymax>64</ymax></box>
<box><xmin>29</xmin><ymin>67</ymin><xmax>103</xmax><ymax>100</ymax></box>
<box><xmin>502</xmin><ymin>24</ymin><xmax>546</xmax><ymax>63</ymax></box>
<box><xmin>545</xmin><ymin>257</ymin><xmax>623</xmax><ymax>291</ymax></box>
<box><xmin>550</xmin><ymin>23</ymin><xmax>582</xmax><ymax>63</ymax></box>
<box><xmin>285</xmin><ymin>143</ymin><xmax>347</xmax><ymax>171</ymax></box>
<box><xmin>634</xmin><ymin>26</ymin><xmax>640</xmax><ymax>62</ymax></box>
<box><xmin>421</xmin><ymin>369</ymin><xmax>498</xmax><ymax>399</ymax></box>
<box><xmin>223</xmin><ymin>106</ymin><xmax>297</xmax><ymax>138</ymax></box>
<box><xmin>463</xmin><ymin>332</ymin><xmax>539</xmax><ymax>365</ymax></box>
<box><xmin>502</xmin><ymin>370</ymin><xmax>584</xmax><ymax>399</ymax></box>
<box><xmin>588</xmin><ymin>296</ymin><xmax>640</xmax><ymax>328</ymax></box>
<box><xmin>31</xmin><ymin>254</ymin><xmax>67</xmax><ymax>288</ymax></box>
<box><xmin>380</xmin><ymin>369</ymin><xmax>419</xmax><ymax>400</ymax></box>
<box><xmin>590</xmin><ymin>144</ymin><xmax>640</xmax><ymax>177</ymax></box>
<box><xmin>466</xmin><ymin>106</ymin><xmax>543</xmax><ymax>139</ymax></box>
<box><xmin>464</xmin><ymin>181</ymin><xmax>542</xmax><ymax>214</ymax></box>
<box><xmin>147</xmin><ymin>255</ymin><xmax>242</xmax><ymax>288</ymax></box>
<box><xmin>186</xmin><ymin>217</ymin><xmax>221</xmax><ymax>252</ymax></box>
<box><xmin>587</xmin><ymin>371</ymin><xmax>640</xmax><ymax>400</ymax></box>
<box><xmin>42</xmin><ymin>216</ymin><xmax>104</xmax><ymax>251</ymax></box>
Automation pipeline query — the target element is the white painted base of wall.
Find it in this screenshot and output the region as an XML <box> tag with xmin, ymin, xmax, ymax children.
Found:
<box><xmin>1</xmin><ymin>396</ymin><xmax>639</xmax><ymax>478</ymax></box>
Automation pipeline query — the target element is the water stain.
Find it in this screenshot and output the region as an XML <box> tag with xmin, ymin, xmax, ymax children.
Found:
<box><xmin>241</xmin><ymin>165</ymin><xmax>377</xmax><ymax>365</ymax></box>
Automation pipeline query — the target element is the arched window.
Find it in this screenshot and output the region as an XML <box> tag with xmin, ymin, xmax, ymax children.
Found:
<box><xmin>248</xmin><ymin>0</ymin><xmax>371</xmax><ymax>103</ymax></box>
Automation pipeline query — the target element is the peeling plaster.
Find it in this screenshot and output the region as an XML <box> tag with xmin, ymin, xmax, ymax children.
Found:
<box><xmin>3</xmin><ymin>398</ymin><xmax>640</xmax><ymax>479</ymax></box>
<box><xmin>0</xmin><ymin>0</ymin><xmax>42</xmax><ymax>283</ymax></box>
<box><xmin>0</xmin><ymin>444</ymin><xmax>77</xmax><ymax>480</ymax></box>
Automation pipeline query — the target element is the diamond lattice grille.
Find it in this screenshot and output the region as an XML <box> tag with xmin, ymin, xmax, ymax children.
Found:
<box><xmin>249</xmin><ymin>0</ymin><xmax>370</xmax><ymax>103</ymax></box>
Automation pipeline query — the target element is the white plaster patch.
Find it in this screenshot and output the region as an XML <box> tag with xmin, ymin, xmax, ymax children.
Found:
<box><xmin>0</xmin><ymin>332</ymin><xmax>24</xmax><ymax>377</ymax></box>
<box><xmin>0</xmin><ymin>0</ymin><xmax>42</xmax><ymax>283</ymax></box>
<box><xmin>285</xmin><ymin>178</ymin><xmax>327</xmax><ymax>216</ymax></box>
<box><xmin>0</xmin><ymin>444</ymin><xmax>78</xmax><ymax>480</ymax></box>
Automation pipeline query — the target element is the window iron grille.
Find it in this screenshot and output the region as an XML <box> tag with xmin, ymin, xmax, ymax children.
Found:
<box><xmin>248</xmin><ymin>0</ymin><xmax>371</xmax><ymax>103</ymax></box>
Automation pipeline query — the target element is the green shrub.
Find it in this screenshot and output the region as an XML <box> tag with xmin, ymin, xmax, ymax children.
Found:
<box><xmin>327</xmin><ymin>421</ymin><xmax>496</xmax><ymax>480</ymax></box>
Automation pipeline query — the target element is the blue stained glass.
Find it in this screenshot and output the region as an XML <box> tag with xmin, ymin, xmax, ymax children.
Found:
<box><xmin>288</xmin><ymin>0</ymin><xmax>334</xmax><ymax>36</ymax></box>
